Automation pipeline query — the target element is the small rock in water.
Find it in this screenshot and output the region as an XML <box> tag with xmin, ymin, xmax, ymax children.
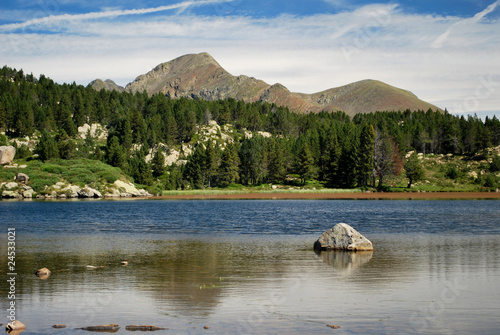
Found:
<box><xmin>125</xmin><ymin>325</ymin><xmax>167</xmax><ymax>331</ymax></box>
<box><xmin>203</xmin><ymin>325</ymin><xmax>210</xmax><ymax>330</ymax></box>
<box><xmin>6</xmin><ymin>320</ymin><xmax>27</xmax><ymax>331</ymax></box>
<box><xmin>52</xmin><ymin>324</ymin><xmax>67</xmax><ymax>328</ymax></box>
<box><xmin>327</xmin><ymin>324</ymin><xmax>341</xmax><ymax>329</ymax></box>
<box><xmin>35</xmin><ymin>268</ymin><xmax>51</xmax><ymax>277</ymax></box>
<box><xmin>78</xmin><ymin>324</ymin><xmax>120</xmax><ymax>332</ymax></box>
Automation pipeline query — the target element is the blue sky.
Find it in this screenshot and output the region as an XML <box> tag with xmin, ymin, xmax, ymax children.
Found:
<box><xmin>1</xmin><ymin>0</ymin><xmax>499</xmax><ymax>118</ymax></box>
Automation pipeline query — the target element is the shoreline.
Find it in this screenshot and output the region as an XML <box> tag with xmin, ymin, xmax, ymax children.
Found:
<box><xmin>153</xmin><ymin>191</ymin><xmax>500</xmax><ymax>200</ymax></box>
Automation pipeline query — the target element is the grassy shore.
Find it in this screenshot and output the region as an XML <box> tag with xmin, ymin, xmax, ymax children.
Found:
<box><xmin>156</xmin><ymin>189</ymin><xmax>500</xmax><ymax>200</ymax></box>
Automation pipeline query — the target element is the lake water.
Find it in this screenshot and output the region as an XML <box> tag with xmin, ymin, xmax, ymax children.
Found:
<box><xmin>0</xmin><ymin>199</ymin><xmax>499</xmax><ymax>334</ymax></box>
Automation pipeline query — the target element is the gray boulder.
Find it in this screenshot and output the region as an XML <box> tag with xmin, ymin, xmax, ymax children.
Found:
<box><xmin>0</xmin><ymin>146</ymin><xmax>16</xmax><ymax>165</ymax></box>
<box><xmin>16</xmin><ymin>173</ymin><xmax>29</xmax><ymax>184</ymax></box>
<box><xmin>1</xmin><ymin>190</ymin><xmax>20</xmax><ymax>199</ymax></box>
<box><xmin>4</xmin><ymin>182</ymin><xmax>18</xmax><ymax>190</ymax></box>
<box><xmin>314</xmin><ymin>223</ymin><xmax>373</xmax><ymax>251</ymax></box>
<box><xmin>78</xmin><ymin>186</ymin><xmax>102</xmax><ymax>198</ymax></box>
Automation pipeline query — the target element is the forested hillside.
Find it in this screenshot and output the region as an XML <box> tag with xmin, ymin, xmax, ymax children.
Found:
<box><xmin>1</xmin><ymin>66</ymin><xmax>499</xmax><ymax>194</ymax></box>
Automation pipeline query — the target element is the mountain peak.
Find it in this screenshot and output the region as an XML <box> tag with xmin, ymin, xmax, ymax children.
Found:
<box><xmin>88</xmin><ymin>79</ymin><xmax>124</xmax><ymax>92</ymax></box>
<box><xmin>100</xmin><ymin>53</ymin><xmax>442</xmax><ymax>115</ymax></box>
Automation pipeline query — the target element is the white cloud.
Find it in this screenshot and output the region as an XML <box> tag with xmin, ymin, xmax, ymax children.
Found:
<box><xmin>0</xmin><ymin>0</ymin><xmax>234</xmax><ymax>32</ymax></box>
<box><xmin>0</xmin><ymin>1</ymin><xmax>498</xmax><ymax>117</ymax></box>
<box><xmin>432</xmin><ymin>0</ymin><xmax>500</xmax><ymax>48</ymax></box>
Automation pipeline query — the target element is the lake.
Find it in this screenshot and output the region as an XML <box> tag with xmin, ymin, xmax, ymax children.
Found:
<box><xmin>1</xmin><ymin>199</ymin><xmax>499</xmax><ymax>334</ymax></box>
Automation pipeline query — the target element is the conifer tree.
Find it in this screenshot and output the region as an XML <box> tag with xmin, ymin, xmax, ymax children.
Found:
<box><xmin>151</xmin><ymin>149</ymin><xmax>166</xmax><ymax>178</ymax></box>
<box><xmin>218</xmin><ymin>143</ymin><xmax>240</xmax><ymax>187</ymax></box>
<box><xmin>296</xmin><ymin>142</ymin><xmax>315</xmax><ymax>185</ymax></box>
<box><xmin>404</xmin><ymin>152</ymin><xmax>425</xmax><ymax>188</ymax></box>
<box><xmin>35</xmin><ymin>130</ymin><xmax>59</xmax><ymax>161</ymax></box>
<box><xmin>358</xmin><ymin>124</ymin><xmax>375</xmax><ymax>187</ymax></box>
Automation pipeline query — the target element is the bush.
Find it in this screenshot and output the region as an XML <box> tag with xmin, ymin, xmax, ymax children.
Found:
<box><xmin>15</xmin><ymin>144</ymin><xmax>32</xmax><ymax>159</ymax></box>
<box><xmin>41</xmin><ymin>164</ymin><xmax>65</xmax><ymax>174</ymax></box>
<box><xmin>30</xmin><ymin>176</ymin><xmax>60</xmax><ymax>192</ymax></box>
<box><xmin>490</xmin><ymin>155</ymin><xmax>500</xmax><ymax>172</ymax></box>
<box><xmin>483</xmin><ymin>174</ymin><xmax>498</xmax><ymax>188</ymax></box>
<box><xmin>63</xmin><ymin>168</ymin><xmax>97</xmax><ymax>186</ymax></box>
<box><xmin>445</xmin><ymin>165</ymin><xmax>460</xmax><ymax>180</ymax></box>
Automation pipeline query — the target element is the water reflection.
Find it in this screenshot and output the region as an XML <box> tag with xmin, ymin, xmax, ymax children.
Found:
<box><xmin>315</xmin><ymin>250</ymin><xmax>373</xmax><ymax>277</ymax></box>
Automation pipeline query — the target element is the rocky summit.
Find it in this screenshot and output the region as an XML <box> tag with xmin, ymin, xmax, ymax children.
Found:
<box><xmin>90</xmin><ymin>52</ymin><xmax>442</xmax><ymax>116</ymax></box>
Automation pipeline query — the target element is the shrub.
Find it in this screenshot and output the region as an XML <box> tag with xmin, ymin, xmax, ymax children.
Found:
<box><xmin>41</xmin><ymin>164</ymin><xmax>65</xmax><ymax>174</ymax></box>
<box><xmin>445</xmin><ymin>165</ymin><xmax>460</xmax><ymax>180</ymax></box>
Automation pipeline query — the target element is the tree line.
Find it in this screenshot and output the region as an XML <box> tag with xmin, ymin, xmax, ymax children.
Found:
<box><xmin>1</xmin><ymin>66</ymin><xmax>499</xmax><ymax>190</ymax></box>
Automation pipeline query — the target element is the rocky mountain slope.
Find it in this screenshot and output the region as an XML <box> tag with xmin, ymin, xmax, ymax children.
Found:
<box><xmin>88</xmin><ymin>79</ymin><xmax>124</xmax><ymax>92</ymax></box>
<box><xmin>92</xmin><ymin>52</ymin><xmax>442</xmax><ymax>116</ymax></box>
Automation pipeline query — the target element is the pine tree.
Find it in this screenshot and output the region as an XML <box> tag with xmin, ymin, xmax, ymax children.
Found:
<box><xmin>358</xmin><ymin>124</ymin><xmax>375</xmax><ymax>187</ymax></box>
<box><xmin>268</xmin><ymin>138</ymin><xmax>287</xmax><ymax>184</ymax></box>
<box><xmin>106</xmin><ymin>136</ymin><xmax>125</xmax><ymax>169</ymax></box>
<box><xmin>373</xmin><ymin>129</ymin><xmax>395</xmax><ymax>189</ymax></box>
<box><xmin>296</xmin><ymin>142</ymin><xmax>315</xmax><ymax>185</ymax></box>
<box><xmin>218</xmin><ymin>143</ymin><xmax>240</xmax><ymax>187</ymax></box>
<box><xmin>404</xmin><ymin>152</ymin><xmax>425</xmax><ymax>188</ymax></box>
<box><xmin>323</xmin><ymin>131</ymin><xmax>341</xmax><ymax>186</ymax></box>
<box><xmin>35</xmin><ymin>130</ymin><xmax>59</xmax><ymax>161</ymax></box>
<box><xmin>151</xmin><ymin>149</ymin><xmax>166</xmax><ymax>178</ymax></box>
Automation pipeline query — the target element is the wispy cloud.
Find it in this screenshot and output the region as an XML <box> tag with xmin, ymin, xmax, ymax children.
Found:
<box><xmin>432</xmin><ymin>0</ymin><xmax>499</xmax><ymax>48</ymax></box>
<box><xmin>0</xmin><ymin>0</ymin><xmax>233</xmax><ymax>32</ymax></box>
<box><xmin>0</xmin><ymin>1</ymin><xmax>498</xmax><ymax>117</ymax></box>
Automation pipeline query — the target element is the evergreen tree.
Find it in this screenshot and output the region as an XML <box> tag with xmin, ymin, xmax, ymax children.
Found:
<box><xmin>217</xmin><ymin>143</ymin><xmax>240</xmax><ymax>187</ymax></box>
<box><xmin>373</xmin><ymin>130</ymin><xmax>395</xmax><ymax>189</ymax></box>
<box><xmin>358</xmin><ymin>124</ymin><xmax>375</xmax><ymax>187</ymax></box>
<box><xmin>204</xmin><ymin>142</ymin><xmax>219</xmax><ymax>188</ymax></box>
<box><xmin>151</xmin><ymin>149</ymin><xmax>166</xmax><ymax>178</ymax></box>
<box><xmin>296</xmin><ymin>141</ymin><xmax>315</xmax><ymax>185</ymax></box>
<box><xmin>323</xmin><ymin>131</ymin><xmax>341</xmax><ymax>186</ymax></box>
<box><xmin>35</xmin><ymin>130</ymin><xmax>59</xmax><ymax>161</ymax></box>
<box><xmin>268</xmin><ymin>138</ymin><xmax>287</xmax><ymax>184</ymax></box>
<box><xmin>404</xmin><ymin>152</ymin><xmax>425</xmax><ymax>188</ymax></box>
<box><xmin>129</xmin><ymin>154</ymin><xmax>153</xmax><ymax>186</ymax></box>
<box><xmin>106</xmin><ymin>136</ymin><xmax>125</xmax><ymax>169</ymax></box>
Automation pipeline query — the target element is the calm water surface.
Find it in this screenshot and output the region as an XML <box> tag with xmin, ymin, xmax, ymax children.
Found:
<box><xmin>0</xmin><ymin>200</ymin><xmax>499</xmax><ymax>334</ymax></box>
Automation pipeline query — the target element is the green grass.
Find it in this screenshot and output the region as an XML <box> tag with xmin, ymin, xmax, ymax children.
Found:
<box><xmin>161</xmin><ymin>187</ymin><xmax>362</xmax><ymax>196</ymax></box>
<box><xmin>0</xmin><ymin>158</ymin><xmax>126</xmax><ymax>193</ymax></box>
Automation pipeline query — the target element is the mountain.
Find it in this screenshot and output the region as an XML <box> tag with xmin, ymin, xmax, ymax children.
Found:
<box><xmin>95</xmin><ymin>52</ymin><xmax>442</xmax><ymax>116</ymax></box>
<box><xmin>88</xmin><ymin>79</ymin><xmax>124</xmax><ymax>93</ymax></box>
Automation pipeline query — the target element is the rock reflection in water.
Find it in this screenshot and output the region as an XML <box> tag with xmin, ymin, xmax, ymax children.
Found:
<box><xmin>315</xmin><ymin>250</ymin><xmax>373</xmax><ymax>276</ymax></box>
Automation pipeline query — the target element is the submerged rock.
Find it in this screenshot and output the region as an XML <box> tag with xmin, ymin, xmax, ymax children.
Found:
<box><xmin>125</xmin><ymin>325</ymin><xmax>167</xmax><ymax>331</ymax></box>
<box><xmin>52</xmin><ymin>324</ymin><xmax>67</xmax><ymax>329</ymax></box>
<box><xmin>314</xmin><ymin>223</ymin><xmax>373</xmax><ymax>251</ymax></box>
<box><xmin>78</xmin><ymin>324</ymin><xmax>120</xmax><ymax>332</ymax></box>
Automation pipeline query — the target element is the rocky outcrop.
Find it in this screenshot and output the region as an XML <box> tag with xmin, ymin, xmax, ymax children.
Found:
<box><xmin>112</xmin><ymin>180</ymin><xmax>150</xmax><ymax>197</ymax></box>
<box><xmin>78</xmin><ymin>186</ymin><xmax>102</xmax><ymax>198</ymax></box>
<box><xmin>314</xmin><ymin>223</ymin><xmax>373</xmax><ymax>251</ymax></box>
<box><xmin>0</xmin><ymin>146</ymin><xmax>16</xmax><ymax>165</ymax></box>
<box><xmin>77</xmin><ymin>123</ymin><xmax>108</xmax><ymax>140</ymax></box>
<box><xmin>15</xmin><ymin>173</ymin><xmax>29</xmax><ymax>184</ymax></box>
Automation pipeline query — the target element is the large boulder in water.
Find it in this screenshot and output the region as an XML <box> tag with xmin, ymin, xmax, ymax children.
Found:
<box><xmin>314</xmin><ymin>223</ymin><xmax>373</xmax><ymax>251</ymax></box>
